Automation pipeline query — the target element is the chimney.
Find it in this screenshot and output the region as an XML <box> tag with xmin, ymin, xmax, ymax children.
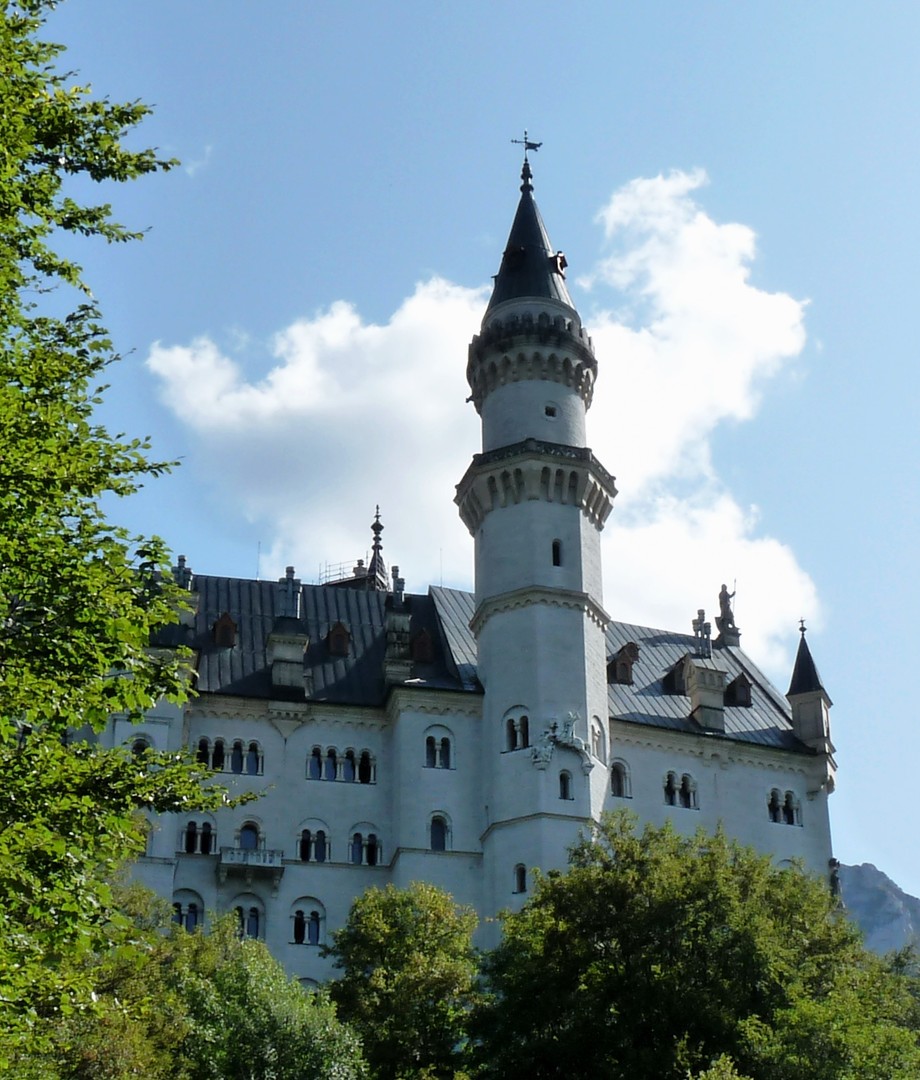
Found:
<box><xmin>267</xmin><ymin>566</ymin><xmax>310</xmax><ymax>694</ymax></box>
<box><xmin>383</xmin><ymin>569</ymin><xmax>411</xmax><ymax>686</ymax></box>
<box><xmin>685</xmin><ymin>657</ymin><xmax>727</xmax><ymax>732</ymax></box>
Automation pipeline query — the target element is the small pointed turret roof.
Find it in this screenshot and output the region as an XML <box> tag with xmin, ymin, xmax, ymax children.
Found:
<box><xmin>787</xmin><ymin>621</ymin><xmax>831</xmax><ymax>700</ymax></box>
<box><xmin>366</xmin><ymin>506</ymin><xmax>389</xmax><ymax>591</ymax></box>
<box><xmin>486</xmin><ymin>157</ymin><xmax>576</xmax><ymax>314</ymax></box>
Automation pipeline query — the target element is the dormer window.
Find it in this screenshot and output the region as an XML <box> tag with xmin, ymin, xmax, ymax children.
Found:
<box><xmin>411</xmin><ymin>629</ymin><xmax>434</xmax><ymax>664</ymax></box>
<box><xmin>327</xmin><ymin>621</ymin><xmax>350</xmax><ymax>657</ymax></box>
<box><xmin>213</xmin><ymin>611</ymin><xmax>237</xmax><ymax>648</ymax></box>
<box><xmin>662</xmin><ymin>656</ymin><xmax>688</xmax><ymax>695</ymax></box>
<box><xmin>608</xmin><ymin>642</ymin><xmax>640</xmax><ymax>685</ymax></box>
<box><xmin>725</xmin><ymin>673</ymin><xmax>753</xmax><ymax>707</ymax></box>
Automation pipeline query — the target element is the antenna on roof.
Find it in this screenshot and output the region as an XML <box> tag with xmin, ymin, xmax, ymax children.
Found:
<box><xmin>256</xmin><ymin>539</ymin><xmax>261</xmax><ymax>580</ymax></box>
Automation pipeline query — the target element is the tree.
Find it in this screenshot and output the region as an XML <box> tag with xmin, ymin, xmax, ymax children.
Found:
<box><xmin>325</xmin><ymin>882</ymin><xmax>479</xmax><ymax>1079</ymax></box>
<box><xmin>0</xmin><ymin>0</ymin><xmax>227</xmax><ymax>1051</ymax></box>
<box><xmin>172</xmin><ymin>918</ymin><xmax>368</xmax><ymax>1080</ymax></box>
<box><xmin>19</xmin><ymin>889</ymin><xmax>367</xmax><ymax>1080</ymax></box>
<box><xmin>473</xmin><ymin>812</ymin><xmax>920</xmax><ymax>1079</ymax></box>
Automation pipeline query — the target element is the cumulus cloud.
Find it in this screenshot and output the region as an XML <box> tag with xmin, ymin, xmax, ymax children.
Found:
<box><xmin>147</xmin><ymin>170</ymin><xmax>815</xmax><ymax>677</ymax></box>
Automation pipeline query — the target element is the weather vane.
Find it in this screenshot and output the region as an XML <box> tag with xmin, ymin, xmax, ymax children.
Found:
<box><xmin>511</xmin><ymin>129</ymin><xmax>542</xmax><ymax>161</ymax></box>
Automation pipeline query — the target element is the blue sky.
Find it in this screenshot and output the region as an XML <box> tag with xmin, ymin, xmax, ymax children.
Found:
<box><xmin>49</xmin><ymin>3</ymin><xmax>920</xmax><ymax>896</ymax></box>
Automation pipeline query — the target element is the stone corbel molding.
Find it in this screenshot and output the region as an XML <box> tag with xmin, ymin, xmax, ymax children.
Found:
<box><xmin>470</xmin><ymin>586</ymin><xmax>610</xmax><ymax>637</ymax></box>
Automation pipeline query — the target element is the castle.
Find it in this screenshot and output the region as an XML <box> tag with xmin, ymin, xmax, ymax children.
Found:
<box><xmin>111</xmin><ymin>157</ymin><xmax>836</xmax><ymax>984</ymax></box>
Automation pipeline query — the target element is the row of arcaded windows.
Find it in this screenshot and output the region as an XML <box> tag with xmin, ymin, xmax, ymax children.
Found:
<box><xmin>768</xmin><ymin>788</ymin><xmax>802</xmax><ymax>826</ymax></box>
<box><xmin>609</xmin><ymin>761</ymin><xmax>803</xmax><ymax>824</ymax></box>
<box><xmin>179</xmin><ymin>813</ymin><xmax>455</xmax><ymax>862</ymax></box>
<box><xmin>306</xmin><ymin>746</ymin><xmax>375</xmax><ymax>783</ymax></box>
<box><xmin>196</xmin><ymin>737</ymin><xmax>263</xmax><ymax>775</ymax></box>
<box><xmin>173</xmin><ymin>891</ymin><xmax>328</xmax><ymax>946</ymax></box>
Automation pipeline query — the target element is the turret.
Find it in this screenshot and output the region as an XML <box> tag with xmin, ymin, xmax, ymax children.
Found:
<box><xmin>787</xmin><ymin>622</ymin><xmax>835</xmax><ymax>789</ymax></box>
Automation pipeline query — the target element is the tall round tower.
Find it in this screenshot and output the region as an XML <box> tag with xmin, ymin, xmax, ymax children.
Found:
<box><xmin>455</xmin><ymin>157</ymin><xmax>617</xmax><ymax>918</ymax></box>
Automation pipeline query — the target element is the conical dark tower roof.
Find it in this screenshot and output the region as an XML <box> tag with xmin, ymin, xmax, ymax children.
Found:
<box><xmin>486</xmin><ymin>158</ymin><xmax>575</xmax><ymax>313</ymax></box>
<box><xmin>787</xmin><ymin>623</ymin><xmax>831</xmax><ymax>701</ymax></box>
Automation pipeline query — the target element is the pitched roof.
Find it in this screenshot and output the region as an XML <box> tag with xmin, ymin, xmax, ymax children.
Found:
<box><xmin>787</xmin><ymin>629</ymin><xmax>830</xmax><ymax>700</ymax></box>
<box><xmin>486</xmin><ymin>162</ymin><xmax>575</xmax><ymax>314</ymax></box>
<box><xmin>175</xmin><ymin>574</ymin><xmax>807</xmax><ymax>754</ymax></box>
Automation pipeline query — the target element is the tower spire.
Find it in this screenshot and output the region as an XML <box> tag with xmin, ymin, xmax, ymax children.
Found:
<box><xmin>366</xmin><ymin>506</ymin><xmax>389</xmax><ymax>591</ymax></box>
<box><xmin>486</xmin><ymin>140</ymin><xmax>573</xmax><ymax>315</ymax></box>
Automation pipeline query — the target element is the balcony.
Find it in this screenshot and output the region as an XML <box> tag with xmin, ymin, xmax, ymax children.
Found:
<box><xmin>218</xmin><ymin>846</ymin><xmax>284</xmax><ymax>893</ymax></box>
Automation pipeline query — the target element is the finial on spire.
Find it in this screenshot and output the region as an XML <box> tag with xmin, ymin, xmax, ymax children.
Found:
<box><xmin>799</xmin><ymin>618</ymin><xmax>807</xmax><ymax>635</ymax></box>
<box><xmin>511</xmin><ymin>129</ymin><xmax>541</xmax><ymax>192</ymax></box>
<box><xmin>367</xmin><ymin>506</ymin><xmax>389</xmax><ymax>591</ymax></box>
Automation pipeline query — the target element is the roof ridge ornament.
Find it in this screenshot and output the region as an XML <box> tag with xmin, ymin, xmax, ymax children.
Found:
<box><xmin>511</xmin><ymin>129</ymin><xmax>541</xmax><ymax>192</ymax></box>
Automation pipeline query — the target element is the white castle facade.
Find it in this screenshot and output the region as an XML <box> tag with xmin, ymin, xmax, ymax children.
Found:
<box><xmin>108</xmin><ymin>161</ymin><xmax>837</xmax><ymax>984</ymax></box>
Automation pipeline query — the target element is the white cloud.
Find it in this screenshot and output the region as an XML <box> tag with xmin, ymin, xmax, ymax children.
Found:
<box><xmin>183</xmin><ymin>144</ymin><xmax>213</xmax><ymax>178</ymax></box>
<box><xmin>147</xmin><ymin>170</ymin><xmax>816</xmax><ymax>678</ymax></box>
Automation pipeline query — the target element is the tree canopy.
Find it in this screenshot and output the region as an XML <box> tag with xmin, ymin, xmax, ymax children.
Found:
<box><xmin>17</xmin><ymin>887</ymin><xmax>368</xmax><ymax>1080</ymax></box>
<box><xmin>0</xmin><ymin>0</ymin><xmax>226</xmax><ymax>1051</ymax></box>
<box><xmin>325</xmin><ymin>882</ymin><xmax>479</xmax><ymax>1079</ymax></box>
<box><xmin>473</xmin><ymin>812</ymin><xmax>920</xmax><ymax>1080</ymax></box>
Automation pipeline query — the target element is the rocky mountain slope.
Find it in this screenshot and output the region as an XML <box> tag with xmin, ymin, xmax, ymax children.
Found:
<box><xmin>839</xmin><ymin>862</ymin><xmax>920</xmax><ymax>954</ymax></box>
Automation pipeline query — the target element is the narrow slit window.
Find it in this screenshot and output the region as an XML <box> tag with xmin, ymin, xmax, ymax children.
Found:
<box><xmin>552</xmin><ymin>539</ymin><xmax>562</xmax><ymax>567</ymax></box>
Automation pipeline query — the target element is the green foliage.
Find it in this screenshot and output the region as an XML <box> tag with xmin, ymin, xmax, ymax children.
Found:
<box><xmin>17</xmin><ymin>891</ymin><xmax>367</xmax><ymax>1080</ymax></box>
<box><xmin>326</xmin><ymin>882</ymin><xmax>479</xmax><ymax>1079</ymax></box>
<box><xmin>173</xmin><ymin>918</ymin><xmax>368</xmax><ymax>1080</ymax></box>
<box><xmin>474</xmin><ymin>812</ymin><xmax>920</xmax><ymax>1079</ymax></box>
<box><xmin>0</xmin><ymin>0</ymin><xmax>227</xmax><ymax>1054</ymax></box>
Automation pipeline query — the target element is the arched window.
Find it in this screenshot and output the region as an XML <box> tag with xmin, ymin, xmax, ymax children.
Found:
<box><xmin>664</xmin><ymin>771</ymin><xmax>678</xmax><ymax>806</ymax></box>
<box><xmin>184</xmin><ymin>821</ymin><xmax>198</xmax><ymax>854</ymax></box>
<box><xmin>358</xmin><ymin>751</ymin><xmax>373</xmax><ymax>784</ymax></box>
<box><xmin>559</xmin><ymin>771</ymin><xmax>572</xmax><ymax>800</ymax></box>
<box><xmin>299</xmin><ymin>829</ymin><xmax>312</xmax><ymax>862</ymax></box>
<box><xmin>552</xmin><ymin>539</ymin><xmax>562</xmax><ymax>567</ymax></box>
<box><xmin>430</xmin><ymin>815</ymin><xmax>447</xmax><ymax>852</ymax></box>
<box><xmin>239</xmin><ymin>822</ymin><xmax>259</xmax><ymax>851</ymax></box>
<box><xmin>230</xmin><ymin>740</ymin><xmax>244</xmax><ymax>775</ymax></box>
<box><xmin>315</xmin><ymin>829</ymin><xmax>327</xmax><ymax>862</ymax></box>
<box><xmin>325</xmin><ymin>749</ymin><xmax>338</xmax><ymax>782</ymax></box>
<box><xmin>351</xmin><ymin>833</ymin><xmax>364</xmax><ymax>865</ymax></box>
<box><xmin>343</xmin><ymin>749</ymin><xmax>356</xmax><ymax>782</ymax></box>
<box><xmin>440</xmin><ymin>737</ymin><xmax>451</xmax><ymax>769</ymax></box>
<box><xmin>246</xmin><ymin>742</ymin><xmax>261</xmax><ymax>775</ymax></box>
<box><xmin>366</xmin><ymin>833</ymin><xmax>379</xmax><ymax>867</ymax></box>
<box><xmin>519</xmin><ymin>716</ymin><xmax>530</xmax><ymax>749</ymax></box>
<box><xmin>308</xmin><ymin>910</ymin><xmax>321</xmax><ymax>946</ymax></box>
<box><xmin>768</xmin><ymin>789</ymin><xmax>783</xmax><ymax>823</ymax></box>
<box><xmin>591</xmin><ymin>718</ymin><xmax>605</xmax><ymax>763</ymax></box>
<box><xmin>514</xmin><ymin>864</ymin><xmax>527</xmax><ymax>894</ymax></box>
<box><xmin>783</xmin><ymin>791</ymin><xmax>800</xmax><ymax>826</ymax></box>
<box><xmin>196</xmin><ymin>738</ymin><xmax>210</xmax><ymax>765</ymax></box>
<box><xmin>245</xmin><ymin>907</ymin><xmax>260</xmax><ymax>938</ymax></box>
<box><xmin>293</xmin><ymin>909</ymin><xmax>306</xmax><ymax>945</ymax></box>
<box><xmin>212</xmin><ymin>739</ymin><xmax>225</xmax><ymax>771</ymax></box>
<box><xmin>679</xmin><ymin>774</ymin><xmax>697</xmax><ymax>810</ymax></box>
<box><xmin>506</xmin><ymin>717</ymin><xmax>518</xmax><ymax>751</ymax></box>
<box><xmin>308</xmin><ymin>747</ymin><xmax>322</xmax><ymax>780</ymax></box>
<box><xmin>200</xmin><ymin>822</ymin><xmax>213</xmax><ymax>855</ymax></box>
<box><xmin>132</xmin><ymin>737</ymin><xmax>151</xmax><ymax>756</ymax></box>
<box><xmin>610</xmin><ymin>761</ymin><xmax>630</xmax><ymax>799</ymax></box>
<box><xmin>425</xmin><ymin>736</ymin><xmax>437</xmax><ymax>768</ymax></box>
<box><xmin>174</xmin><ymin>891</ymin><xmax>205</xmax><ymax>932</ymax></box>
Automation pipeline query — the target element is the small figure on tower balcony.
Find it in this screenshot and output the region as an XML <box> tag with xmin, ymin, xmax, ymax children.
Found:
<box><xmin>715</xmin><ymin>583</ymin><xmax>741</xmax><ymax>646</ymax></box>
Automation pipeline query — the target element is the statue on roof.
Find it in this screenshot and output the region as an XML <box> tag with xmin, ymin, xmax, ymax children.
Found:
<box><xmin>717</xmin><ymin>584</ymin><xmax>736</xmax><ymax>630</ymax></box>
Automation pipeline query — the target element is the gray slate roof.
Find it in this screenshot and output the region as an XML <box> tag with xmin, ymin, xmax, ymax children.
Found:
<box><xmin>177</xmin><ymin>575</ymin><xmax>806</xmax><ymax>754</ymax></box>
<box><xmin>486</xmin><ymin>170</ymin><xmax>576</xmax><ymax>314</ymax></box>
